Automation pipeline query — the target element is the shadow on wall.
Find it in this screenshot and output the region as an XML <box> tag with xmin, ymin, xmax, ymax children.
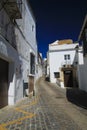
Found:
<box><xmin>66</xmin><ymin>88</ymin><xmax>87</xmax><ymax>109</ymax></box>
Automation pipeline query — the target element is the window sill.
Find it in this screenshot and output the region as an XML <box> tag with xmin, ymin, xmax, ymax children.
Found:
<box><xmin>28</xmin><ymin>74</ymin><xmax>35</xmax><ymax>77</ymax></box>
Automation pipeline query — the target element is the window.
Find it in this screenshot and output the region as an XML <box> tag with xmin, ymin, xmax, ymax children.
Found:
<box><xmin>30</xmin><ymin>53</ymin><xmax>35</xmax><ymax>74</ymax></box>
<box><xmin>64</xmin><ymin>54</ymin><xmax>70</xmax><ymax>60</ymax></box>
<box><xmin>54</xmin><ymin>72</ymin><xmax>60</xmax><ymax>78</ymax></box>
<box><xmin>68</xmin><ymin>54</ymin><xmax>70</xmax><ymax>60</ymax></box>
<box><xmin>64</xmin><ymin>55</ymin><xmax>67</xmax><ymax>60</ymax></box>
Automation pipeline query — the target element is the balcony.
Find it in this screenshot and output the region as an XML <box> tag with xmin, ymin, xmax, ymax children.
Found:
<box><xmin>61</xmin><ymin>60</ymin><xmax>73</xmax><ymax>68</ymax></box>
<box><xmin>2</xmin><ymin>0</ymin><xmax>22</xmax><ymax>20</ymax></box>
<box><xmin>62</xmin><ymin>64</ymin><xmax>73</xmax><ymax>68</ymax></box>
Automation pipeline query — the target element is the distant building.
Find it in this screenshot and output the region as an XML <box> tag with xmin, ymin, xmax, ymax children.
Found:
<box><xmin>36</xmin><ymin>52</ymin><xmax>43</xmax><ymax>79</ymax></box>
<box><xmin>0</xmin><ymin>0</ymin><xmax>38</xmax><ymax>108</ymax></box>
<box><xmin>48</xmin><ymin>39</ymin><xmax>79</xmax><ymax>88</ymax></box>
<box><xmin>78</xmin><ymin>14</ymin><xmax>87</xmax><ymax>92</ymax></box>
<box><xmin>47</xmin><ymin>51</ymin><xmax>50</xmax><ymax>77</ymax></box>
<box><xmin>43</xmin><ymin>58</ymin><xmax>47</xmax><ymax>76</ymax></box>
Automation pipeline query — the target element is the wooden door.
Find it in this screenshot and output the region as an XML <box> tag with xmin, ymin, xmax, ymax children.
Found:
<box><xmin>64</xmin><ymin>70</ymin><xmax>73</xmax><ymax>87</ymax></box>
<box><xmin>29</xmin><ymin>76</ymin><xmax>34</xmax><ymax>93</ymax></box>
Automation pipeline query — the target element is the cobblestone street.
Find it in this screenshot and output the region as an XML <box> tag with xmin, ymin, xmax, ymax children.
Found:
<box><xmin>0</xmin><ymin>77</ymin><xmax>87</xmax><ymax>130</ymax></box>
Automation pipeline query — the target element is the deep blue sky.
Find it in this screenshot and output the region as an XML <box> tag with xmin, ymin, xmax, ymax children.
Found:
<box><xmin>29</xmin><ymin>0</ymin><xmax>87</xmax><ymax>58</ymax></box>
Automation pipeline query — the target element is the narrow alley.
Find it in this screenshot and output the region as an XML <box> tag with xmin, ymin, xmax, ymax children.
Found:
<box><xmin>0</xmin><ymin>77</ymin><xmax>87</xmax><ymax>130</ymax></box>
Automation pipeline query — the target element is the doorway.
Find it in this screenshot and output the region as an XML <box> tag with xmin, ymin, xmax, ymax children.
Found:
<box><xmin>64</xmin><ymin>70</ymin><xmax>73</xmax><ymax>87</ymax></box>
<box><xmin>28</xmin><ymin>76</ymin><xmax>34</xmax><ymax>93</ymax></box>
<box><xmin>0</xmin><ymin>58</ymin><xmax>8</xmax><ymax>108</ymax></box>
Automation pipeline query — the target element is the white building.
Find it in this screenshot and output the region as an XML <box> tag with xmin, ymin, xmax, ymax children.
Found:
<box><xmin>0</xmin><ymin>0</ymin><xmax>37</xmax><ymax>108</ymax></box>
<box><xmin>78</xmin><ymin>14</ymin><xmax>87</xmax><ymax>92</ymax></box>
<box><xmin>43</xmin><ymin>58</ymin><xmax>47</xmax><ymax>76</ymax></box>
<box><xmin>48</xmin><ymin>39</ymin><xmax>79</xmax><ymax>88</ymax></box>
<box><xmin>36</xmin><ymin>52</ymin><xmax>43</xmax><ymax>79</ymax></box>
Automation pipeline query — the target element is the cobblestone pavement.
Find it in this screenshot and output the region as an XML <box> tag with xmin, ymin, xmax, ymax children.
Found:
<box><xmin>0</xmin><ymin>77</ymin><xmax>87</xmax><ymax>130</ymax></box>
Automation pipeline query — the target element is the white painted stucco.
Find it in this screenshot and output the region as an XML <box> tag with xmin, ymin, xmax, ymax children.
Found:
<box><xmin>78</xmin><ymin>57</ymin><xmax>87</xmax><ymax>92</ymax></box>
<box><xmin>77</xmin><ymin>15</ymin><xmax>87</xmax><ymax>92</ymax></box>
<box><xmin>0</xmin><ymin>0</ymin><xmax>37</xmax><ymax>105</ymax></box>
<box><xmin>49</xmin><ymin>42</ymin><xmax>79</xmax><ymax>83</ymax></box>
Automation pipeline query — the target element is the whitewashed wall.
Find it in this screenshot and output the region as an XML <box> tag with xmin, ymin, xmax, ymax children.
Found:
<box><xmin>49</xmin><ymin>50</ymin><xmax>76</xmax><ymax>83</ymax></box>
<box><xmin>0</xmin><ymin>0</ymin><xmax>37</xmax><ymax>105</ymax></box>
<box><xmin>0</xmin><ymin>35</ymin><xmax>22</xmax><ymax>105</ymax></box>
<box><xmin>78</xmin><ymin>57</ymin><xmax>87</xmax><ymax>92</ymax></box>
<box><xmin>14</xmin><ymin>0</ymin><xmax>37</xmax><ymax>102</ymax></box>
<box><xmin>37</xmin><ymin>65</ymin><xmax>43</xmax><ymax>78</ymax></box>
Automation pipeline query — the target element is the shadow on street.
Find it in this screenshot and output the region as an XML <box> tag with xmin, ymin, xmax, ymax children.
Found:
<box><xmin>66</xmin><ymin>88</ymin><xmax>87</xmax><ymax>109</ymax></box>
<box><xmin>45</xmin><ymin>76</ymin><xmax>50</xmax><ymax>82</ymax></box>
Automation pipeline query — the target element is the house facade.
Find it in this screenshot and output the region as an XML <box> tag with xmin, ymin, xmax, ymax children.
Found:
<box><xmin>0</xmin><ymin>0</ymin><xmax>37</xmax><ymax>108</ymax></box>
<box><xmin>78</xmin><ymin>14</ymin><xmax>87</xmax><ymax>92</ymax></box>
<box><xmin>48</xmin><ymin>39</ymin><xmax>79</xmax><ymax>88</ymax></box>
